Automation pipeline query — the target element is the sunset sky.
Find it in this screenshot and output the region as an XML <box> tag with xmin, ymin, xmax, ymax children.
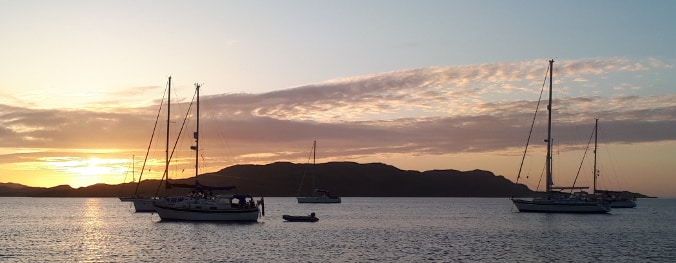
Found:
<box><xmin>1</xmin><ymin>1</ymin><xmax>674</xmax><ymax>197</ymax></box>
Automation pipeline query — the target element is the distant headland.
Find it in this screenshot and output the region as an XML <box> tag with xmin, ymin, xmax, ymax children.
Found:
<box><xmin>0</xmin><ymin>162</ymin><xmax>652</xmax><ymax>198</ymax></box>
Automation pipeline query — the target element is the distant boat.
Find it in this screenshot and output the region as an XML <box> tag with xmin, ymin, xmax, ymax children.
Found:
<box><xmin>283</xmin><ymin>212</ymin><xmax>319</xmax><ymax>222</ymax></box>
<box><xmin>118</xmin><ymin>157</ymin><xmax>136</xmax><ymax>202</ymax></box>
<box><xmin>609</xmin><ymin>198</ymin><xmax>637</xmax><ymax>208</ymax></box>
<box><xmin>296</xmin><ymin>141</ymin><xmax>341</xmax><ymax>204</ymax></box>
<box><xmin>600</xmin><ymin>192</ymin><xmax>637</xmax><ymax>208</ymax></box>
<box><xmin>131</xmin><ymin>197</ymin><xmax>158</xmax><ymax>212</ymax></box>
<box><xmin>511</xmin><ymin>60</ymin><xmax>611</xmax><ymax>213</ymax></box>
<box><xmin>152</xmin><ymin>83</ymin><xmax>264</xmax><ymax>221</ymax></box>
<box><xmin>297</xmin><ymin>189</ymin><xmax>341</xmax><ymax>204</ymax></box>
<box><xmin>590</xmin><ymin>119</ymin><xmax>637</xmax><ymax>208</ymax></box>
<box><xmin>119</xmin><ymin>156</ymin><xmax>155</xmax><ymax>210</ymax></box>
<box><xmin>128</xmin><ymin>77</ymin><xmax>178</xmax><ymax>212</ymax></box>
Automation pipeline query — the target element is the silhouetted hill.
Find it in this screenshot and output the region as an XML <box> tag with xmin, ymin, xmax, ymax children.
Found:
<box><xmin>182</xmin><ymin>162</ymin><xmax>534</xmax><ymax>197</ymax></box>
<box><xmin>0</xmin><ymin>162</ymin><xmax>652</xmax><ymax>198</ymax></box>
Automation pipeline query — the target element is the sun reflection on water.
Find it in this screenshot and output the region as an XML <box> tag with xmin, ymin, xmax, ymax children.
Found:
<box><xmin>78</xmin><ymin>198</ymin><xmax>107</xmax><ymax>262</ymax></box>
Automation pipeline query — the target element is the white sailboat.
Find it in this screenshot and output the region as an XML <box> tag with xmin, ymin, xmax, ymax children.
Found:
<box><xmin>296</xmin><ymin>140</ymin><xmax>341</xmax><ymax>204</ymax></box>
<box><xmin>130</xmin><ymin>77</ymin><xmax>177</xmax><ymax>212</ymax></box>
<box><xmin>591</xmin><ymin>119</ymin><xmax>637</xmax><ymax>208</ymax></box>
<box><xmin>511</xmin><ymin>60</ymin><xmax>611</xmax><ymax>213</ymax></box>
<box><xmin>118</xmin><ymin>156</ymin><xmax>137</xmax><ymax>202</ymax></box>
<box><xmin>120</xmin><ymin>156</ymin><xmax>160</xmax><ymax>212</ymax></box>
<box><xmin>131</xmin><ymin>197</ymin><xmax>158</xmax><ymax>213</ymax></box>
<box><xmin>152</xmin><ymin>83</ymin><xmax>264</xmax><ymax>221</ymax></box>
<box><xmin>297</xmin><ymin>189</ymin><xmax>341</xmax><ymax>204</ymax></box>
<box><xmin>602</xmin><ymin>193</ymin><xmax>637</xmax><ymax>208</ymax></box>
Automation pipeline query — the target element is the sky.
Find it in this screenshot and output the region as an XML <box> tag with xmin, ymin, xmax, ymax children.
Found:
<box><xmin>1</xmin><ymin>1</ymin><xmax>675</xmax><ymax>197</ymax></box>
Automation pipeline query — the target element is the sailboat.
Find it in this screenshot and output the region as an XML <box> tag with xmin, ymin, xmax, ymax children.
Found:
<box><xmin>118</xmin><ymin>156</ymin><xmax>137</xmax><ymax>202</ymax></box>
<box><xmin>119</xmin><ymin>156</ymin><xmax>159</xmax><ymax>211</ymax></box>
<box><xmin>296</xmin><ymin>141</ymin><xmax>341</xmax><ymax>203</ymax></box>
<box><xmin>152</xmin><ymin>83</ymin><xmax>264</xmax><ymax>221</ymax></box>
<box><xmin>591</xmin><ymin>119</ymin><xmax>637</xmax><ymax>208</ymax></box>
<box><xmin>131</xmin><ymin>196</ymin><xmax>158</xmax><ymax>213</ymax></box>
<box><xmin>511</xmin><ymin>60</ymin><xmax>611</xmax><ymax>213</ymax></box>
<box><xmin>598</xmin><ymin>191</ymin><xmax>637</xmax><ymax>208</ymax></box>
<box><xmin>130</xmin><ymin>77</ymin><xmax>179</xmax><ymax>213</ymax></box>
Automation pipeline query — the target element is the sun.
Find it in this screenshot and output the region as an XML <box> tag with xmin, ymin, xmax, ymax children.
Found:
<box><xmin>73</xmin><ymin>158</ymin><xmax>110</xmax><ymax>176</ymax></box>
<box><xmin>45</xmin><ymin>157</ymin><xmax>130</xmax><ymax>188</ymax></box>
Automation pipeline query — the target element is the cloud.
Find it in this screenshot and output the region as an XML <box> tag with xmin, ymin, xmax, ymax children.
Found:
<box><xmin>0</xmin><ymin>104</ymin><xmax>158</xmax><ymax>149</ymax></box>
<box><xmin>1</xmin><ymin>57</ymin><xmax>674</xmax><ymax>169</ymax></box>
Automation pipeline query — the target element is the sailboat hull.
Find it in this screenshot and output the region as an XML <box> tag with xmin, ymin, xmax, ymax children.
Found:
<box><xmin>609</xmin><ymin>200</ymin><xmax>637</xmax><ymax>208</ymax></box>
<box><xmin>153</xmin><ymin>205</ymin><xmax>259</xmax><ymax>221</ymax></box>
<box><xmin>153</xmin><ymin>195</ymin><xmax>261</xmax><ymax>221</ymax></box>
<box><xmin>132</xmin><ymin>198</ymin><xmax>157</xmax><ymax>212</ymax></box>
<box><xmin>512</xmin><ymin>198</ymin><xmax>611</xmax><ymax>213</ymax></box>
<box><xmin>297</xmin><ymin>196</ymin><xmax>341</xmax><ymax>203</ymax></box>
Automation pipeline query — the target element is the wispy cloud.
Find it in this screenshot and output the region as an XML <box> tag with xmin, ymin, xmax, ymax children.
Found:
<box><xmin>1</xmin><ymin>57</ymin><xmax>674</xmax><ymax>170</ymax></box>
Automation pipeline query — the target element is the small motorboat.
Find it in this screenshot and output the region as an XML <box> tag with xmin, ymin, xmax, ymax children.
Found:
<box><xmin>283</xmin><ymin>212</ymin><xmax>319</xmax><ymax>222</ymax></box>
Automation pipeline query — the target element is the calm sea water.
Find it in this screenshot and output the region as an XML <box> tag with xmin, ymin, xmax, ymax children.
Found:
<box><xmin>0</xmin><ymin>197</ymin><xmax>674</xmax><ymax>262</ymax></box>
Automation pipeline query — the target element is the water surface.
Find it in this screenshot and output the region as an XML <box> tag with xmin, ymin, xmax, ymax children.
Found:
<box><xmin>0</xmin><ymin>197</ymin><xmax>674</xmax><ymax>262</ymax></box>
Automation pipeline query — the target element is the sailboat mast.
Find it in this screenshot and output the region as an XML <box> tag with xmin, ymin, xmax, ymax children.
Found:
<box><xmin>313</xmin><ymin>140</ymin><xmax>316</xmax><ymax>166</ymax></box>
<box><xmin>593</xmin><ymin>118</ymin><xmax>598</xmax><ymax>193</ymax></box>
<box><xmin>312</xmin><ymin>140</ymin><xmax>316</xmax><ymax>191</ymax></box>
<box><xmin>194</xmin><ymin>83</ymin><xmax>200</xmax><ymax>178</ymax></box>
<box><xmin>546</xmin><ymin>59</ymin><xmax>554</xmax><ymax>194</ymax></box>
<box><xmin>165</xmin><ymin>76</ymin><xmax>171</xmax><ymax>183</ymax></box>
